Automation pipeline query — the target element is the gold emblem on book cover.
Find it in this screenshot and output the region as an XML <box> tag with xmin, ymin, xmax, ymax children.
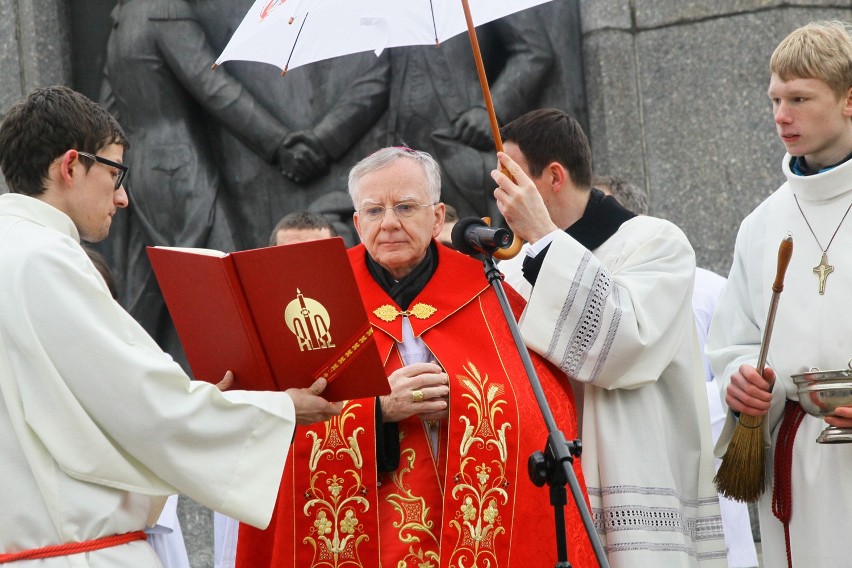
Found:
<box><xmin>285</xmin><ymin>288</ymin><xmax>336</xmax><ymax>351</ymax></box>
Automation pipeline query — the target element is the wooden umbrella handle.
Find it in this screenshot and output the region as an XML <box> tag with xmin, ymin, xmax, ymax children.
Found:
<box><xmin>460</xmin><ymin>0</ymin><xmax>522</xmax><ymax>260</ymax></box>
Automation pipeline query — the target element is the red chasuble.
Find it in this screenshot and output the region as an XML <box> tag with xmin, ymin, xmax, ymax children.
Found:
<box><xmin>237</xmin><ymin>243</ymin><xmax>596</xmax><ymax>567</ymax></box>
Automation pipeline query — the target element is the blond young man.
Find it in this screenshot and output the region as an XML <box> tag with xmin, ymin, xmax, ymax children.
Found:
<box><xmin>706</xmin><ymin>21</ymin><xmax>852</xmax><ymax>566</ymax></box>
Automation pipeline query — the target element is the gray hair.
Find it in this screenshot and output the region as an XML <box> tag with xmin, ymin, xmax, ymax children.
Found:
<box><xmin>593</xmin><ymin>174</ymin><xmax>649</xmax><ymax>215</ymax></box>
<box><xmin>347</xmin><ymin>147</ymin><xmax>442</xmax><ymax>207</ymax></box>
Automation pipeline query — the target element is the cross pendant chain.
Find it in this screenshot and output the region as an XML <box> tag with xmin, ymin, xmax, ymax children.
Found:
<box><xmin>813</xmin><ymin>251</ymin><xmax>834</xmax><ymax>295</ymax></box>
<box><xmin>794</xmin><ymin>194</ymin><xmax>852</xmax><ymax>296</ymax></box>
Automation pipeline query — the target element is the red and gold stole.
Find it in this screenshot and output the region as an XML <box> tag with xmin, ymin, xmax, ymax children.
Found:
<box><xmin>353</xmin><ymin>244</ymin><xmax>595</xmax><ymax>567</ymax></box>
<box><xmin>237</xmin><ymin>397</ymin><xmax>383</xmax><ymax>567</ymax></box>
<box><xmin>236</xmin><ymin>244</ymin><xmax>595</xmax><ymax>567</ymax></box>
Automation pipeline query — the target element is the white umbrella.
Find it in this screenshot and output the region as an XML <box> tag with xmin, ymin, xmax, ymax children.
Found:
<box><xmin>214</xmin><ymin>0</ymin><xmax>552</xmax><ymax>258</ymax></box>
<box><xmin>215</xmin><ymin>0</ymin><xmax>553</xmax><ymax>75</ymax></box>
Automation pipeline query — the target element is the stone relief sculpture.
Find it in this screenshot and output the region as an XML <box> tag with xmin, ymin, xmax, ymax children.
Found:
<box><xmin>192</xmin><ymin>0</ymin><xmax>390</xmax><ymax>251</ymax></box>
<box><xmin>99</xmin><ymin>0</ymin><xmax>585</xmax><ymax>358</ymax></box>
<box><xmin>101</xmin><ymin>0</ymin><xmax>297</xmax><ymax>358</ymax></box>
<box><xmin>387</xmin><ymin>9</ymin><xmax>554</xmax><ymax>220</ymax></box>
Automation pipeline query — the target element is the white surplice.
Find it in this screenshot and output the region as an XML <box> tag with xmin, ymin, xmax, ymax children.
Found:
<box><xmin>695</xmin><ymin>268</ymin><xmax>758</xmax><ymax>568</ymax></box>
<box><xmin>502</xmin><ymin>216</ymin><xmax>725</xmax><ymax>567</ymax></box>
<box><xmin>0</xmin><ymin>194</ymin><xmax>296</xmax><ymax>566</ymax></box>
<box><xmin>707</xmin><ymin>154</ymin><xmax>852</xmax><ymax>567</ymax></box>
<box><xmin>145</xmin><ymin>496</ymin><xmax>189</xmax><ymax>568</ymax></box>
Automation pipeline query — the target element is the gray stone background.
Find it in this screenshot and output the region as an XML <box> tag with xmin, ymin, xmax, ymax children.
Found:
<box><xmin>2</xmin><ymin>0</ymin><xmax>852</xmax><ymax>566</ymax></box>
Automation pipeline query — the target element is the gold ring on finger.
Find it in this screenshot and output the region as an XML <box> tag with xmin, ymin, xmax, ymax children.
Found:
<box><xmin>411</xmin><ymin>389</ymin><xmax>424</xmax><ymax>403</ymax></box>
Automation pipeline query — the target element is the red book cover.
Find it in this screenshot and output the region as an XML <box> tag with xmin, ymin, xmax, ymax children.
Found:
<box><xmin>147</xmin><ymin>238</ymin><xmax>390</xmax><ymax>401</ymax></box>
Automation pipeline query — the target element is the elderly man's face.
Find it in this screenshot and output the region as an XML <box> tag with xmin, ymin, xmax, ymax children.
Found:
<box><xmin>353</xmin><ymin>159</ymin><xmax>444</xmax><ymax>280</ymax></box>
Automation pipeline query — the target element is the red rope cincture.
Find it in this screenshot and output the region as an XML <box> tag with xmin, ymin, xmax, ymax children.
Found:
<box><xmin>772</xmin><ymin>400</ymin><xmax>806</xmax><ymax>568</ymax></box>
<box><xmin>0</xmin><ymin>530</ymin><xmax>147</xmax><ymax>563</ymax></box>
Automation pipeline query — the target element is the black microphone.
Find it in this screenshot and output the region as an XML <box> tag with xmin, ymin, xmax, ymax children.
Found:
<box><xmin>451</xmin><ymin>216</ymin><xmax>512</xmax><ymax>257</ymax></box>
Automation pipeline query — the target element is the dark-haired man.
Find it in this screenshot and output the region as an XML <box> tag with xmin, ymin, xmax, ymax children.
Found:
<box><xmin>493</xmin><ymin>109</ymin><xmax>725</xmax><ymax>567</ymax></box>
<box><xmin>268</xmin><ymin>210</ymin><xmax>338</xmax><ymax>246</ymax></box>
<box><xmin>0</xmin><ymin>86</ymin><xmax>340</xmax><ymax>566</ymax></box>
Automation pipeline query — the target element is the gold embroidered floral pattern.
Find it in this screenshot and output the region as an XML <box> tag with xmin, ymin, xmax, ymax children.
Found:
<box><xmin>448</xmin><ymin>362</ymin><xmax>511</xmax><ymax>566</ymax></box>
<box><xmin>304</xmin><ymin>472</ymin><xmax>371</xmax><ymax>566</ymax></box>
<box><xmin>373</xmin><ymin>303</ymin><xmax>437</xmax><ymax>322</ymax></box>
<box><xmin>458</xmin><ymin>363</ymin><xmax>509</xmax><ymax>462</ymax></box>
<box><xmin>308</xmin><ymin>404</ymin><xmax>365</xmax><ymax>470</ymax></box>
<box><xmin>386</xmin><ymin>447</ymin><xmax>440</xmax><ymax>567</ymax></box>
<box><xmin>302</xmin><ymin>403</ymin><xmax>371</xmax><ymax>567</ymax></box>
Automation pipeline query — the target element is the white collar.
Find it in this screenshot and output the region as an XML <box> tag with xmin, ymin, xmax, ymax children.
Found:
<box><xmin>0</xmin><ymin>193</ymin><xmax>80</xmax><ymax>242</ymax></box>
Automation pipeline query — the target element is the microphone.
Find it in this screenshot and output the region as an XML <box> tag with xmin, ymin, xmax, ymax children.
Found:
<box><xmin>451</xmin><ymin>216</ymin><xmax>513</xmax><ymax>257</ymax></box>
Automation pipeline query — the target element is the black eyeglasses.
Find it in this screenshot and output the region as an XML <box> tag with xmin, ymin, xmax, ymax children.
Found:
<box><xmin>77</xmin><ymin>151</ymin><xmax>128</xmax><ymax>190</ymax></box>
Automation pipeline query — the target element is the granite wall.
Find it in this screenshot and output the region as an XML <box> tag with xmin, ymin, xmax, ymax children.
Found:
<box><xmin>581</xmin><ymin>0</ymin><xmax>852</xmax><ymax>275</ymax></box>
<box><xmin>0</xmin><ymin>0</ymin><xmax>72</xmax><ymax>193</ymax></box>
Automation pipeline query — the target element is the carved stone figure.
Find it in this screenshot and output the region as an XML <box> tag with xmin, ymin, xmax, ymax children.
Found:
<box><xmin>387</xmin><ymin>5</ymin><xmax>578</xmax><ymax>220</ymax></box>
<box><xmin>99</xmin><ymin>0</ymin><xmax>586</xmax><ymax>358</ymax></box>
<box><xmin>192</xmin><ymin>0</ymin><xmax>390</xmax><ymax>250</ymax></box>
<box><xmin>102</xmin><ymin>0</ymin><xmax>294</xmax><ymax>355</ymax></box>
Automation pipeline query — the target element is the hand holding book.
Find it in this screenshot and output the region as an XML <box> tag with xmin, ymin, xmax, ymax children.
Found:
<box><xmin>147</xmin><ymin>239</ymin><xmax>390</xmax><ymax>402</ymax></box>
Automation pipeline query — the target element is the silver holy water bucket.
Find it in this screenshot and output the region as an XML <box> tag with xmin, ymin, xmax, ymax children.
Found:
<box><xmin>792</xmin><ymin>362</ymin><xmax>852</xmax><ymax>443</ymax></box>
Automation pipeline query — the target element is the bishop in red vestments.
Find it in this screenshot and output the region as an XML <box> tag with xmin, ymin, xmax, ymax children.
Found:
<box><xmin>236</xmin><ymin>147</ymin><xmax>596</xmax><ymax>567</ymax></box>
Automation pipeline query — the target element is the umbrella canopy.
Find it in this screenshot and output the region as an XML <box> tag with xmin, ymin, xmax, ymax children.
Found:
<box><xmin>215</xmin><ymin>0</ymin><xmax>552</xmax><ymax>74</ymax></box>
<box><xmin>215</xmin><ymin>0</ymin><xmax>555</xmax><ymax>259</ymax></box>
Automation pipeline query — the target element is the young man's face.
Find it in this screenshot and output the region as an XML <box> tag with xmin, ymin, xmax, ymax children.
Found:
<box><xmin>768</xmin><ymin>74</ymin><xmax>852</xmax><ymax>169</ymax></box>
<box><xmin>65</xmin><ymin>143</ymin><xmax>129</xmax><ymax>243</ymax></box>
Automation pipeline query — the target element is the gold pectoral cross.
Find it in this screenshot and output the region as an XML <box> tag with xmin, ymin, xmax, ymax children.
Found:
<box><xmin>813</xmin><ymin>251</ymin><xmax>834</xmax><ymax>295</ymax></box>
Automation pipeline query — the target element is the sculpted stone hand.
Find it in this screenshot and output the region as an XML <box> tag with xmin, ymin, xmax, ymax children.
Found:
<box><xmin>286</xmin><ymin>378</ymin><xmax>344</xmax><ymax>425</ymax></box>
<box><xmin>450</xmin><ymin>106</ymin><xmax>493</xmax><ymax>151</ymax></box>
<box><xmin>380</xmin><ymin>362</ymin><xmax>449</xmax><ymax>423</ymax></box>
<box><xmin>276</xmin><ymin>130</ymin><xmax>332</xmax><ymax>185</ymax></box>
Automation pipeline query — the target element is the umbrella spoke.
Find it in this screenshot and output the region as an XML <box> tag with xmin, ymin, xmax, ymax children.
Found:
<box><xmin>283</xmin><ymin>11</ymin><xmax>311</xmax><ymax>76</ymax></box>
<box><xmin>429</xmin><ymin>0</ymin><xmax>438</xmax><ymax>45</ymax></box>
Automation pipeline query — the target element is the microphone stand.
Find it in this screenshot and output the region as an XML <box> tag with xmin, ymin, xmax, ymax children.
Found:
<box><xmin>475</xmin><ymin>249</ymin><xmax>610</xmax><ymax>568</ymax></box>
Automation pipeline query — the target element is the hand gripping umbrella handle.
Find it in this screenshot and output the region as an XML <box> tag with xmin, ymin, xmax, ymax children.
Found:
<box><xmin>756</xmin><ymin>234</ymin><xmax>793</xmax><ymax>372</ymax></box>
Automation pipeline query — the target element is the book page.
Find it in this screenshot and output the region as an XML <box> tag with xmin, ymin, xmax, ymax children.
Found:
<box><xmin>152</xmin><ymin>246</ymin><xmax>227</xmax><ymax>257</ymax></box>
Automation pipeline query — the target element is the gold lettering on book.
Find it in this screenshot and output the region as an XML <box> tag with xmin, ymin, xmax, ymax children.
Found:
<box><xmin>285</xmin><ymin>288</ymin><xmax>336</xmax><ymax>351</ymax></box>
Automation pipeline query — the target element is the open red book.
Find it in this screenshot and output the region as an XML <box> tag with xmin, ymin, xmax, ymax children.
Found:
<box><xmin>147</xmin><ymin>238</ymin><xmax>389</xmax><ymax>401</ymax></box>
